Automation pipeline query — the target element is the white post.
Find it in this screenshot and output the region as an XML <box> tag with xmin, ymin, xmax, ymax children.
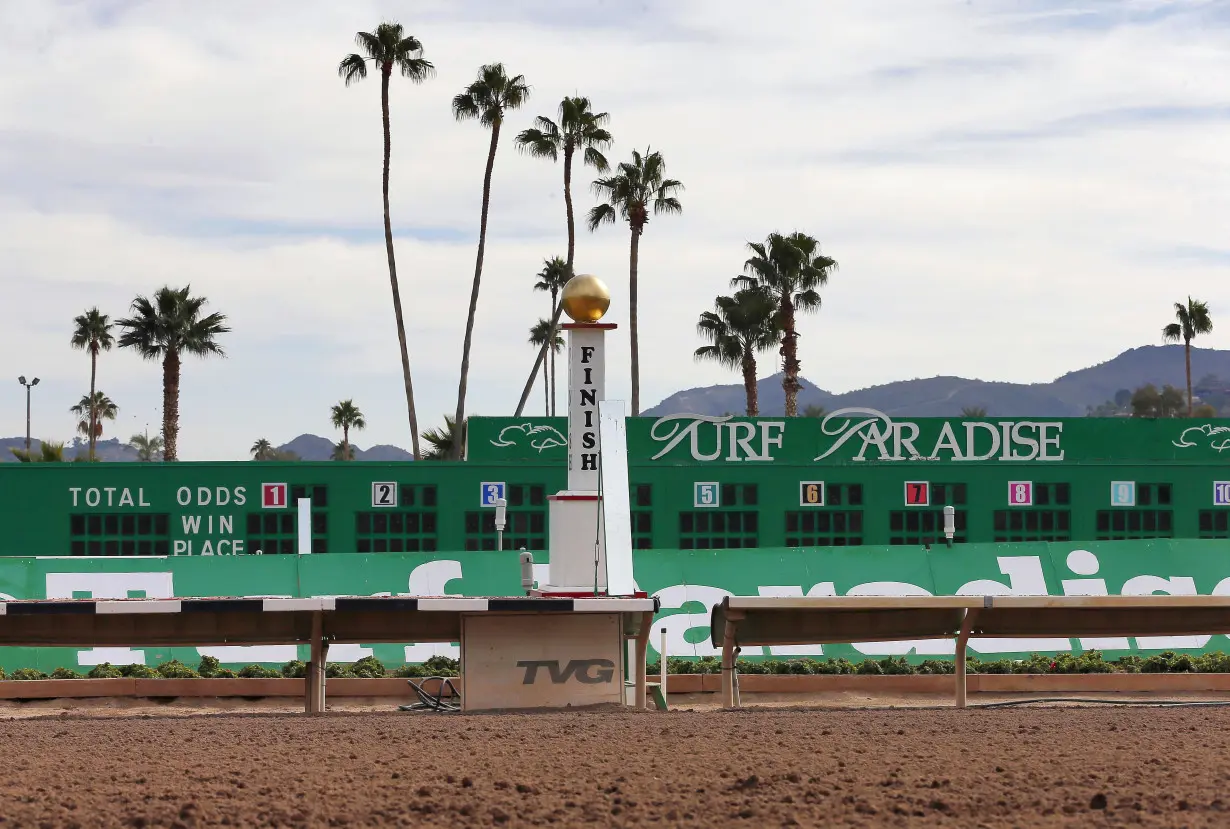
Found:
<box><xmin>542</xmin><ymin>321</ymin><xmax>616</xmax><ymax>594</ymax></box>
<box><xmin>297</xmin><ymin>498</ymin><xmax>311</xmax><ymax>555</ymax></box>
<box><xmin>659</xmin><ymin>627</ymin><xmax>667</xmax><ymax>695</ymax></box>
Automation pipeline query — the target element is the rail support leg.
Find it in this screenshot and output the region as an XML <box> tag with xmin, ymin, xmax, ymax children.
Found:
<box><xmin>720</xmin><ymin>616</ymin><xmax>740</xmax><ymax>709</ymax></box>
<box><xmin>307</xmin><ymin>611</ymin><xmax>326</xmax><ymax>715</ymax></box>
<box><xmin>634</xmin><ymin>611</ymin><xmax>653</xmax><ymax>709</ymax></box>
<box><xmin>955</xmin><ymin>609</ymin><xmax>976</xmax><ymax>710</ymax></box>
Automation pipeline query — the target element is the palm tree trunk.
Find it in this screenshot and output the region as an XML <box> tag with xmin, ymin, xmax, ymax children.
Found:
<box><xmin>563</xmin><ymin>144</ymin><xmax>576</xmax><ymax>276</ymax></box>
<box><xmin>88</xmin><ymin>347</ymin><xmax>98</xmax><ymax>461</ymax></box>
<box><xmin>543</xmin><ymin>340</ymin><xmax>549</xmax><ymax>415</ymax></box>
<box><xmin>549</xmin><ymin>290</ymin><xmax>558</xmax><ymax>416</ymax></box>
<box><xmin>380</xmin><ymin>67</ymin><xmax>423</xmax><ymax>461</ymax></box>
<box><xmin>780</xmin><ymin>294</ymin><xmax>800</xmax><ymax>417</ymax></box>
<box><xmin>629</xmin><ymin>226</ymin><xmax>642</xmax><ymax>416</ymax></box>
<box><xmin>343</xmin><ymin>425</ymin><xmax>350</xmax><ymax>462</ymax></box>
<box><xmin>1186</xmin><ymin>338</ymin><xmax>1193</xmax><ymax>417</ymax></box>
<box><xmin>453</xmin><ymin>121</ymin><xmax>502</xmax><ymax>457</ymax></box>
<box><xmin>742</xmin><ymin>351</ymin><xmax>758</xmax><ymax>417</ymax></box>
<box><xmin>162</xmin><ymin>351</ymin><xmax>180</xmax><ymax>461</ymax></box>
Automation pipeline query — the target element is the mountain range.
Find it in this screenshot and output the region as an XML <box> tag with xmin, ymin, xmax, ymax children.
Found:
<box><xmin>3</xmin><ymin>344</ymin><xmax>1225</xmax><ymax>461</ymax></box>
<box><xmin>643</xmin><ymin>345</ymin><xmax>1230</xmax><ymax>418</ymax></box>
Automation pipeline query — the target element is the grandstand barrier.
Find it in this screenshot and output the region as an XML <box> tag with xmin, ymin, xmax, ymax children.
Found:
<box><xmin>0</xmin><ymin>595</ymin><xmax>658</xmax><ymax>713</ymax></box>
<box><xmin>711</xmin><ymin>595</ymin><xmax>1230</xmax><ymax>708</ymax></box>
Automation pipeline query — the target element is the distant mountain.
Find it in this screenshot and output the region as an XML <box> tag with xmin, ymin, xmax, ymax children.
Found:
<box><xmin>273</xmin><ymin>434</ymin><xmax>415</xmax><ymax>461</ymax></box>
<box><xmin>643</xmin><ymin>345</ymin><xmax>1230</xmax><ymax>418</ymax></box>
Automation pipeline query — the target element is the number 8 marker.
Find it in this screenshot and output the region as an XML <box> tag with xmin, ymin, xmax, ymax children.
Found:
<box><xmin>1008</xmin><ymin>481</ymin><xmax>1032</xmax><ymax>506</ymax></box>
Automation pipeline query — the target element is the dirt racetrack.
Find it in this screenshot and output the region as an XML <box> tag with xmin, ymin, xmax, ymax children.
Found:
<box><xmin>1</xmin><ymin>703</ymin><xmax>1228</xmax><ymax>827</ymax></box>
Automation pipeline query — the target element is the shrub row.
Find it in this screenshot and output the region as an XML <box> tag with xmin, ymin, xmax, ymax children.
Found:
<box><xmin>2</xmin><ymin>651</ymin><xmax>1228</xmax><ymax>681</ymax></box>
<box><xmin>0</xmin><ymin>655</ymin><xmax>462</xmax><ymax>681</ymax></box>
<box><xmin>647</xmin><ymin>650</ymin><xmax>1230</xmax><ymax>676</ymax></box>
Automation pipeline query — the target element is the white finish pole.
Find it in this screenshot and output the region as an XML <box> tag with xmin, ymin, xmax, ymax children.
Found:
<box><xmin>297</xmin><ymin>498</ymin><xmax>311</xmax><ymax>555</ymax></box>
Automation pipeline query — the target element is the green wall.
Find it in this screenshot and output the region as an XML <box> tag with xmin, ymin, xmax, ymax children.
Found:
<box><xmin>6</xmin><ymin>413</ymin><xmax>1230</xmax><ymax>556</ymax></box>
<box><xmin>0</xmin><ymin>538</ymin><xmax>1228</xmax><ymax>672</ymax></box>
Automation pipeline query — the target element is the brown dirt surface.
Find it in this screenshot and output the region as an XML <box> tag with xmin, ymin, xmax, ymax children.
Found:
<box><xmin>1</xmin><ymin>704</ymin><xmax>1228</xmax><ymax>827</ymax></box>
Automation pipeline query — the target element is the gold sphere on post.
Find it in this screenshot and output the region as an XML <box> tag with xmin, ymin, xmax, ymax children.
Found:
<box><xmin>560</xmin><ymin>274</ymin><xmax>611</xmax><ymax>323</ymax></box>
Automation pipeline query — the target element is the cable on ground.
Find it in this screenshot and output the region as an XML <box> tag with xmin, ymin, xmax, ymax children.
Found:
<box><xmin>397</xmin><ymin>676</ymin><xmax>461</xmax><ymax>712</ymax></box>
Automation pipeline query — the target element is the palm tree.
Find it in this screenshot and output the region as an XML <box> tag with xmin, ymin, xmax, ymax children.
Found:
<box><xmin>450</xmin><ymin>63</ymin><xmax>531</xmax><ymax>458</ymax></box>
<box><xmin>330</xmin><ymin>399</ymin><xmax>366</xmax><ymax>462</ymax></box>
<box><xmin>694</xmin><ymin>289</ymin><xmax>779</xmax><ymax>416</ymax></box>
<box><xmin>331</xmin><ymin>441</ymin><xmax>355</xmax><ymax>462</ymax></box>
<box><xmin>802</xmin><ymin>404</ymin><xmax>826</xmax><ymax>419</ymax></box>
<box><xmin>531</xmin><ymin>257</ymin><xmax>570</xmax><ymax>414</ymax></box>
<box><xmin>251</xmin><ymin>439</ymin><xmax>277</xmax><ymax>461</ymax></box>
<box><xmin>1162</xmin><ymin>297</ymin><xmax>1214</xmax><ymax>417</ymax></box>
<box><xmin>10</xmin><ymin>441</ymin><xmax>65</xmax><ymax>463</ymax></box>
<box><xmin>587</xmin><ymin>148</ymin><xmax>684</xmax><ymax>415</ymax></box>
<box><xmin>69</xmin><ymin>308</ymin><xmax>115</xmax><ymax>461</ymax></box>
<box><xmin>339</xmin><ymin>21</ymin><xmax>434</xmax><ymax>461</ymax></box>
<box><xmin>422</xmin><ymin>415</ymin><xmax>464</xmax><ymax>460</ymax></box>
<box><xmin>529</xmin><ymin>318</ymin><xmax>565</xmax><ymax>415</ymax></box>
<box><xmin>960</xmin><ymin>405</ymin><xmax>988</xmax><ymax>418</ymax></box>
<box><xmin>516</xmin><ymin>96</ymin><xmax>613</xmax><ymax>274</ymax></box>
<box><xmin>70</xmin><ymin>392</ymin><xmax>118</xmax><ymax>441</ymax></box>
<box><xmin>129</xmin><ymin>432</ymin><xmax>163</xmax><ymax>462</ymax></box>
<box><xmin>116</xmin><ymin>285</ymin><xmax>229</xmax><ymax>461</ymax></box>
<box><xmin>733</xmin><ymin>232</ymin><xmax>838</xmax><ymax>417</ymax></box>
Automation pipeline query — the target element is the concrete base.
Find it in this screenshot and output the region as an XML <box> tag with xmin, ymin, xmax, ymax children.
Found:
<box><xmin>460</xmin><ymin>612</ymin><xmax>624</xmax><ymax>711</ymax></box>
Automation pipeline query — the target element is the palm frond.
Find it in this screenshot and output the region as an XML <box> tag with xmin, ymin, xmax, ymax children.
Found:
<box><xmin>396</xmin><ymin>56</ymin><xmax>435</xmax><ymax>82</ymax></box>
<box><xmin>451</xmin><ymin>91</ymin><xmax>481</xmax><ymax>121</ymax></box>
<box><xmin>354</xmin><ymin>30</ymin><xmax>383</xmax><ymax>60</ymax></box>
<box><xmin>586</xmin><ymin>203</ymin><xmax>617</xmax><ymax>232</ymax></box>
<box><xmin>515</xmin><ymin>125</ymin><xmax>560</xmax><ymax>160</ymax></box>
<box><xmin>582</xmin><ymin>145</ymin><xmax>609</xmax><ymax>172</ymax></box>
<box><xmin>338</xmin><ymin>53</ymin><xmax>368</xmax><ymax>85</ymax></box>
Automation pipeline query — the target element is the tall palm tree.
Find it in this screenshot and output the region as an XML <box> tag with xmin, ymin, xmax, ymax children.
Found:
<box><xmin>529</xmin><ymin>317</ymin><xmax>565</xmax><ymax>415</ymax></box>
<box><xmin>1162</xmin><ymin>296</ymin><xmax>1214</xmax><ymax>417</ymax></box>
<box><xmin>531</xmin><ymin>256</ymin><xmax>570</xmax><ymax>415</ymax></box>
<box><xmin>694</xmin><ymin>289</ymin><xmax>779</xmax><ymax>416</ymax></box>
<box><xmin>251</xmin><ymin>438</ymin><xmax>276</xmax><ymax>461</ymax></box>
<box><xmin>516</xmin><ymin>96</ymin><xmax>613</xmax><ymax>275</ymax></box>
<box><xmin>733</xmin><ymin>232</ymin><xmax>838</xmax><ymax>417</ymax></box>
<box><xmin>129</xmin><ymin>432</ymin><xmax>163</xmax><ymax>462</ymax></box>
<box><xmin>587</xmin><ymin>147</ymin><xmax>684</xmax><ymax>415</ymax></box>
<box><xmin>70</xmin><ymin>392</ymin><xmax>118</xmax><ymax>441</ymax></box>
<box><xmin>513</xmin><ymin>99</ymin><xmax>612</xmax><ymax>418</ymax></box>
<box><xmin>450</xmin><ymin>63</ymin><xmax>531</xmax><ymax>458</ymax></box>
<box><xmin>422</xmin><ymin>415</ymin><xmax>464</xmax><ymax>460</ymax></box>
<box><xmin>69</xmin><ymin>308</ymin><xmax>115</xmax><ymax>461</ymax></box>
<box><xmin>338</xmin><ymin>21</ymin><xmax>434</xmax><ymax>461</ymax></box>
<box><xmin>330</xmin><ymin>399</ymin><xmax>366</xmax><ymax>462</ymax></box>
<box><xmin>116</xmin><ymin>285</ymin><xmax>229</xmax><ymax>461</ymax></box>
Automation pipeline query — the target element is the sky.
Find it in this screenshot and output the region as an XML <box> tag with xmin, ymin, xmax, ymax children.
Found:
<box><xmin>1</xmin><ymin>0</ymin><xmax>1228</xmax><ymax>459</ymax></box>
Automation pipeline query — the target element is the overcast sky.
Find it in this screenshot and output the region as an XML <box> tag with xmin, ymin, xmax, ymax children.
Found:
<box><xmin>2</xmin><ymin>0</ymin><xmax>1228</xmax><ymax>459</ymax></box>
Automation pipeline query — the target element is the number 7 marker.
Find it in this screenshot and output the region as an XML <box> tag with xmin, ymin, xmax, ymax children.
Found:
<box><xmin>904</xmin><ymin>481</ymin><xmax>930</xmax><ymax>506</ymax></box>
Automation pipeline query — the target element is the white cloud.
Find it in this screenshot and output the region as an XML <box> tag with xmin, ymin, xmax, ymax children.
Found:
<box><xmin>1</xmin><ymin>0</ymin><xmax>1229</xmax><ymax>457</ymax></box>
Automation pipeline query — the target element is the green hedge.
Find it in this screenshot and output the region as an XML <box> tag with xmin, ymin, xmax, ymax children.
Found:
<box><xmin>3</xmin><ymin>651</ymin><xmax>1230</xmax><ymax>681</ymax></box>
<box><xmin>0</xmin><ymin>654</ymin><xmax>463</xmax><ymax>681</ymax></box>
<box><xmin>645</xmin><ymin>651</ymin><xmax>1230</xmax><ymax>676</ymax></box>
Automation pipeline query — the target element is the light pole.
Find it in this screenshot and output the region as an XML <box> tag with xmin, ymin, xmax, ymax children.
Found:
<box><xmin>17</xmin><ymin>376</ymin><xmax>39</xmax><ymax>453</ymax></box>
